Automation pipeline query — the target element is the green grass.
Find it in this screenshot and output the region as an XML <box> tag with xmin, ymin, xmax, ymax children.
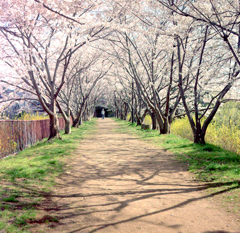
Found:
<box><xmin>114</xmin><ymin>118</ymin><xmax>240</xmax><ymax>213</ymax></box>
<box><xmin>0</xmin><ymin>119</ymin><xmax>97</xmax><ymax>233</ymax></box>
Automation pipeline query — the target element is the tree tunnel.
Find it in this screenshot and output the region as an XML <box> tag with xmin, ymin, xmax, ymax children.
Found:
<box><xmin>94</xmin><ymin>106</ymin><xmax>109</xmax><ymax>118</ymax></box>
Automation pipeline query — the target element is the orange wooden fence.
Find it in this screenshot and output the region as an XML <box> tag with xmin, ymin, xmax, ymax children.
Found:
<box><xmin>0</xmin><ymin>118</ymin><xmax>66</xmax><ymax>159</ymax></box>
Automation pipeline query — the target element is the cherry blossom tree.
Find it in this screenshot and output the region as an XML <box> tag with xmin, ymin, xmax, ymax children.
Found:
<box><xmin>0</xmin><ymin>21</ymin><xmax>78</xmax><ymax>139</ymax></box>
<box><xmin>57</xmin><ymin>44</ymin><xmax>110</xmax><ymax>130</ymax></box>
<box><xmin>152</xmin><ymin>0</ymin><xmax>240</xmax><ymax>143</ymax></box>
<box><xmin>0</xmin><ymin>0</ymin><xmax>113</xmax><ymax>139</ymax></box>
<box><xmin>105</xmin><ymin>13</ymin><xmax>182</xmax><ymax>133</ymax></box>
<box><xmin>114</xmin><ymin>0</ymin><xmax>240</xmax><ymax>143</ymax></box>
<box><xmin>2</xmin><ymin>0</ymin><xmax>240</xmax><ymax>146</ymax></box>
<box><xmin>69</xmin><ymin>52</ymin><xmax>111</xmax><ymax>127</ymax></box>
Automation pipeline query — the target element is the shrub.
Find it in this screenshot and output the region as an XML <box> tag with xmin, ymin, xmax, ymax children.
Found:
<box><xmin>126</xmin><ymin>113</ymin><xmax>131</xmax><ymax>121</ymax></box>
<box><xmin>171</xmin><ymin>116</ymin><xmax>240</xmax><ymax>154</ymax></box>
<box><xmin>143</xmin><ymin>114</ymin><xmax>152</xmax><ymax>126</ymax></box>
<box><xmin>206</xmin><ymin>122</ymin><xmax>240</xmax><ymax>154</ymax></box>
<box><xmin>17</xmin><ymin>112</ymin><xmax>49</xmax><ymax>121</ymax></box>
<box><xmin>171</xmin><ymin>116</ymin><xmax>193</xmax><ymax>141</ymax></box>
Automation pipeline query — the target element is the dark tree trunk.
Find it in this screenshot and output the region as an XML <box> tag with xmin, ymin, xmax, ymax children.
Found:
<box><xmin>120</xmin><ymin>108</ymin><xmax>124</xmax><ymax>120</ymax></box>
<box><xmin>159</xmin><ymin>121</ymin><xmax>170</xmax><ymax>134</ymax></box>
<box><xmin>72</xmin><ymin>118</ymin><xmax>78</xmax><ymax>127</ymax></box>
<box><xmin>72</xmin><ymin>116</ymin><xmax>82</xmax><ymax>128</ymax></box>
<box><xmin>194</xmin><ymin>131</ymin><xmax>206</xmax><ymax>144</ymax></box>
<box><xmin>151</xmin><ymin>109</ymin><xmax>170</xmax><ymax>135</ymax></box>
<box><xmin>150</xmin><ymin>112</ymin><xmax>157</xmax><ymax>130</ymax></box>
<box><xmin>193</xmin><ymin>120</ymin><xmax>206</xmax><ymax>144</ymax></box>
<box><xmin>123</xmin><ymin>103</ymin><xmax>129</xmax><ymax>120</ymax></box>
<box><xmin>135</xmin><ymin>110</ymin><xmax>142</xmax><ymax>126</ymax></box>
<box><xmin>136</xmin><ymin>117</ymin><xmax>141</xmax><ymax>126</ymax></box>
<box><xmin>72</xmin><ymin>103</ymin><xmax>84</xmax><ymax>128</ymax></box>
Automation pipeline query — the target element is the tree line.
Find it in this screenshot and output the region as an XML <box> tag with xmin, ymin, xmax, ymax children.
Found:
<box><xmin>0</xmin><ymin>0</ymin><xmax>239</xmax><ymax>144</ymax></box>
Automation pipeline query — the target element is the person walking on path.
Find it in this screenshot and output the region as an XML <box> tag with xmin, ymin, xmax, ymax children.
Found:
<box><xmin>101</xmin><ymin>108</ymin><xmax>105</xmax><ymax>119</ymax></box>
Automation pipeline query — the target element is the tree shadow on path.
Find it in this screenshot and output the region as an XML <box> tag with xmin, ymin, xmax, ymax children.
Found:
<box><xmin>32</xmin><ymin>119</ymin><xmax>240</xmax><ymax>232</ymax></box>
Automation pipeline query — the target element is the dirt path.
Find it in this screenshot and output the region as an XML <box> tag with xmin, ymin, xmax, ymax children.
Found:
<box><xmin>34</xmin><ymin>118</ymin><xmax>240</xmax><ymax>233</ymax></box>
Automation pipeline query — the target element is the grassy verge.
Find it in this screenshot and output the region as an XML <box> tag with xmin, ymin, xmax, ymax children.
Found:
<box><xmin>0</xmin><ymin>119</ymin><xmax>97</xmax><ymax>233</ymax></box>
<box><xmin>114</xmin><ymin>118</ymin><xmax>240</xmax><ymax>214</ymax></box>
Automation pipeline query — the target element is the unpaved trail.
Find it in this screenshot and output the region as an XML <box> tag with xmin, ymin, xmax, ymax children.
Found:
<box><xmin>33</xmin><ymin>118</ymin><xmax>240</xmax><ymax>233</ymax></box>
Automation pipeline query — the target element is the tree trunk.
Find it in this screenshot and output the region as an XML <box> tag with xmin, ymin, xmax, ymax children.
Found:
<box><xmin>85</xmin><ymin>107</ymin><xmax>90</xmax><ymax>121</ymax></box>
<box><xmin>152</xmin><ymin>109</ymin><xmax>169</xmax><ymax>135</ymax></box>
<box><xmin>194</xmin><ymin>131</ymin><xmax>206</xmax><ymax>144</ymax></box>
<box><xmin>136</xmin><ymin>118</ymin><xmax>141</xmax><ymax>125</ymax></box>
<box><xmin>72</xmin><ymin>103</ymin><xmax>84</xmax><ymax>128</ymax></box>
<box><xmin>135</xmin><ymin>109</ymin><xmax>142</xmax><ymax>126</ymax></box>
<box><xmin>120</xmin><ymin>108</ymin><xmax>124</xmax><ymax>120</ymax></box>
<box><xmin>65</xmin><ymin>119</ymin><xmax>71</xmax><ymax>134</ymax></box>
<box><xmin>159</xmin><ymin>119</ymin><xmax>170</xmax><ymax>134</ymax></box>
<box><xmin>79</xmin><ymin>116</ymin><xmax>83</xmax><ymax>126</ymax></box>
<box><xmin>163</xmin><ymin>118</ymin><xmax>170</xmax><ymax>134</ymax></box>
<box><xmin>49</xmin><ymin>114</ymin><xmax>61</xmax><ymax>140</ymax></box>
<box><xmin>150</xmin><ymin>112</ymin><xmax>157</xmax><ymax>130</ymax></box>
<box><xmin>136</xmin><ymin>114</ymin><xmax>142</xmax><ymax>126</ymax></box>
<box><xmin>72</xmin><ymin>119</ymin><xmax>78</xmax><ymax>127</ymax></box>
<box><xmin>48</xmin><ymin>98</ymin><xmax>61</xmax><ymax>140</ymax></box>
<box><xmin>83</xmin><ymin>112</ymin><xmax>87</xmax><ymax>121</ymax></box>
<box><xmin>63</xmin><ymin>108</ymin><xmax>71</xmax><ymax>134</ymax></box>
<box><xmin>123</xmin><ymin>103</ymin><xmax>129</xmax><ymax>120</ymax></box>
<box><xmin>72</xmin><ymin>116</ymin><xmax>82</xmax><ymax>128</ymax></box>
<box><xmin>193</xmin><ymin>122</ymin><xmax>206</xmax><ymax>144</ymax></box>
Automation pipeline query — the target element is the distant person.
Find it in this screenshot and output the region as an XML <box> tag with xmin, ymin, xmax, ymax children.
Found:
<box><xmin>101</xmin><ymin>108</ymin><xmax>105</xmax><ymax>119</ymax></box>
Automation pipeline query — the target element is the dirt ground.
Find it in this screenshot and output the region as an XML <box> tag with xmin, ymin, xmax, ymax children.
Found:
<box><xmin>32</xmin><ymin>118</ymin><xmax>240</xmax><ymax>233</ymax></box>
